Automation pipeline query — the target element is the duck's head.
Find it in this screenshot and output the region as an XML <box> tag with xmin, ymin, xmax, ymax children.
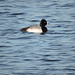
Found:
<box><xmin>40</xmin><ymin>19</ymin><xmax>47</xmax><ymax>27</ymax></box>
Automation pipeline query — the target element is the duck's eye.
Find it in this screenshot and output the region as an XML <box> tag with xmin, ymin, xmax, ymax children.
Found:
<box><xmin>44</xmin><ymin>21</ymin><xmax>46</xmax><ymax>23</ymax></box>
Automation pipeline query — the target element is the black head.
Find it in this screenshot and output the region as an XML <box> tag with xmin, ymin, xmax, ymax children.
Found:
<box><xmin>40</xmin><ymin>19</ymin><xmax>47</xmax><ymax>27</ymax></box>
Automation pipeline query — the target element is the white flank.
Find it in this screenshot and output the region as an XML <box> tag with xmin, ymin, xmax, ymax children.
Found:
<box><xmin>26</xmin><ymin>28</ymin><xmax>43</xmax><ymax>33</ymax></box>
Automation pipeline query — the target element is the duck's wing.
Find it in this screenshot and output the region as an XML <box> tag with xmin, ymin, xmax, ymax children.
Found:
<box><xmin>28</xmin><ymin>25</ymin><xmax>41</xmax><ymax>29</ymax></box>
<box><xmin>21</xmin><ymin>25</ymin><xmax>41</xmax><ymax>31</ymax></box>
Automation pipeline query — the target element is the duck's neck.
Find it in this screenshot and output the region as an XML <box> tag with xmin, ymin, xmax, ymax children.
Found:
<box><xmin>41</xmin><ymin>27</ymin><xmax>47</xmax><ymax>32</ymax></box>
<box><xmin>40</xmin><ymin>24</ymin><xmax>47</xmax><ymax>32</ymax></box>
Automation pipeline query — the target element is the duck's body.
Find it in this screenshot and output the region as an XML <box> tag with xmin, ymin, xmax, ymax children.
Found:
<box><xmin>21</xmin><ymin>19</ymin><xmax>48</xmax><ymax>33</ymax></box>
<box><xmin>25</xmin><ymin>25</ymin><xmax>43</xmax><ymax>33</ymax></box>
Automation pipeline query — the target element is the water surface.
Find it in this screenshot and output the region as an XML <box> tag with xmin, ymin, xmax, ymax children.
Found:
<box><xmin>0</xmin><ymin>0</ymin><xmax>75</xmax><ymax>75</ymax></box>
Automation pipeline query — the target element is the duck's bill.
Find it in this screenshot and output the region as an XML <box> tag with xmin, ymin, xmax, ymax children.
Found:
<box><xmin>47</xmin><ymin>23</ymin><xmax>50</xmax><ymax>25</ymax></box>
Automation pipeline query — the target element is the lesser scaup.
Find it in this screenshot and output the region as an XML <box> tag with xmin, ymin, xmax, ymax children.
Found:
<box><xmin>21</xmin><ymin>19</ymin><xmax>48</xmax><ymax>33</ymax></box>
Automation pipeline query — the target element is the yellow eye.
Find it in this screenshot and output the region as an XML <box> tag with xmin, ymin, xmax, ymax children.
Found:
<box><xmin>44</xmin><ymin>22</ymin><xmax>46</xmax><ymax>23</ymax></box>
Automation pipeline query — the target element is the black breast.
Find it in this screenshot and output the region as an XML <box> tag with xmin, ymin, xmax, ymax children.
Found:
<box><xmin>42</xmin><ymin>27</ymin><xmax>47</xmax><ymax>32</ymax></box>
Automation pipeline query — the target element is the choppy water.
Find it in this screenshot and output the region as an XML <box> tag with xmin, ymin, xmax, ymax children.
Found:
<box><xmin>0</xmin><ymin>0</ymin><xmax>75</xmax><ymax>75</ymax></box>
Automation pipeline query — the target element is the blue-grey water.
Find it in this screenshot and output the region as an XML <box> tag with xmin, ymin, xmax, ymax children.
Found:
<box><xmin>0</xmin><ymin>0</ymin><xmax>75</xmax><ymax>75</ymax></box>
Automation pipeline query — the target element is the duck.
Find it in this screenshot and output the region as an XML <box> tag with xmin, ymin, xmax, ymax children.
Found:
<box><xmin>21</xmin><ymin>19</ymin><xmax>48</xmax><ymax>33</ymax></box>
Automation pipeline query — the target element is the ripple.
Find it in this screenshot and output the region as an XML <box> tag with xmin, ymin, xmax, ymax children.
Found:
<box><xmin>12</xmin><ymin>72</ymin><xmax>37</xmax><ymax>75</ymax></box>
<box><xmin>0</xmin><ymin>11</ymin><xmax>10</xmax><ymax>14</ymax></box>
<box><xmin>0</xmin><ymin>55</ymin><xmax>6</xmax><ymax>58</ymax></box>
<box><xmin>43</xmin><ymin>54</ymin><xmax>51</xmax><ymax>57</ymax></box>
<box><xmin>12</xmin><ymin>73</ymin><xmax>26</xmax><ymax>75</ymax></box>
<box><xmin>0</xmin><ymin>0</ymin><xmax>5</xmax><ymax>2</ymax></box>
<box><xmin>0</xmin><ymin>45</ymin><xmax>11</xmax><ymax>48</ymax></box>
<box><xmin>10</xmin><ymin>13</ymin><xmax>25</xmax><ymax>15</ymax></box>
<box><xmin>40</xmin><ymin>58</ymin><xmax>60</xmax><ymax>62</ymax></box>
<box><xmin>67</xmin><ymin>73</ymin><xmax>75</xmax><ymax>75</ymax></box>
<box><xmin>0</xmin><ymin>64</ymin><xmax>10</xmax><ymax>67</ymax></box>
<box><xmin>23</xmin><ymin>59</ymin><xmax>32</xmax><ymax>61</ymax></box>
<box><xmin>49</xmin><ymin>32</ymin><xmax>75</xmax><ymax>34</ymax></box>
<box><xmin>61</xmin><ymin>3</ymin><xmax>75</xmax><ymax>8</ymax></box>
<box><xmin>0</xmin><ymin>29</ymin><xmax>17</xmax><ymax>36</ymax></box>
<box><xmin>28</xmin><ymin>20</ymin><xmax>39</xmax><ymax>22</ymax></box>
<box><xmin>44</xmin><ymin>15</ymin><xmax>51</xmax><ymax>18</ymax></box>
<box><xmin>65</xmin><ymin>68</ymin><xmax>75</xmax><ymax>71</ymax></box>
<box><xmin>55</xmin><ymin>21</ymin><xmax>72</xmax><ymax>23</ymax></box>
<box><xmin>0</xmin><ymin>5</ymin><xmax>12</xmax><ymax>7</ymax></box>
<box><xmin>8</xmin><ymin>36</ymin><xmax>32</xmax><ymax>40</ymax></box>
